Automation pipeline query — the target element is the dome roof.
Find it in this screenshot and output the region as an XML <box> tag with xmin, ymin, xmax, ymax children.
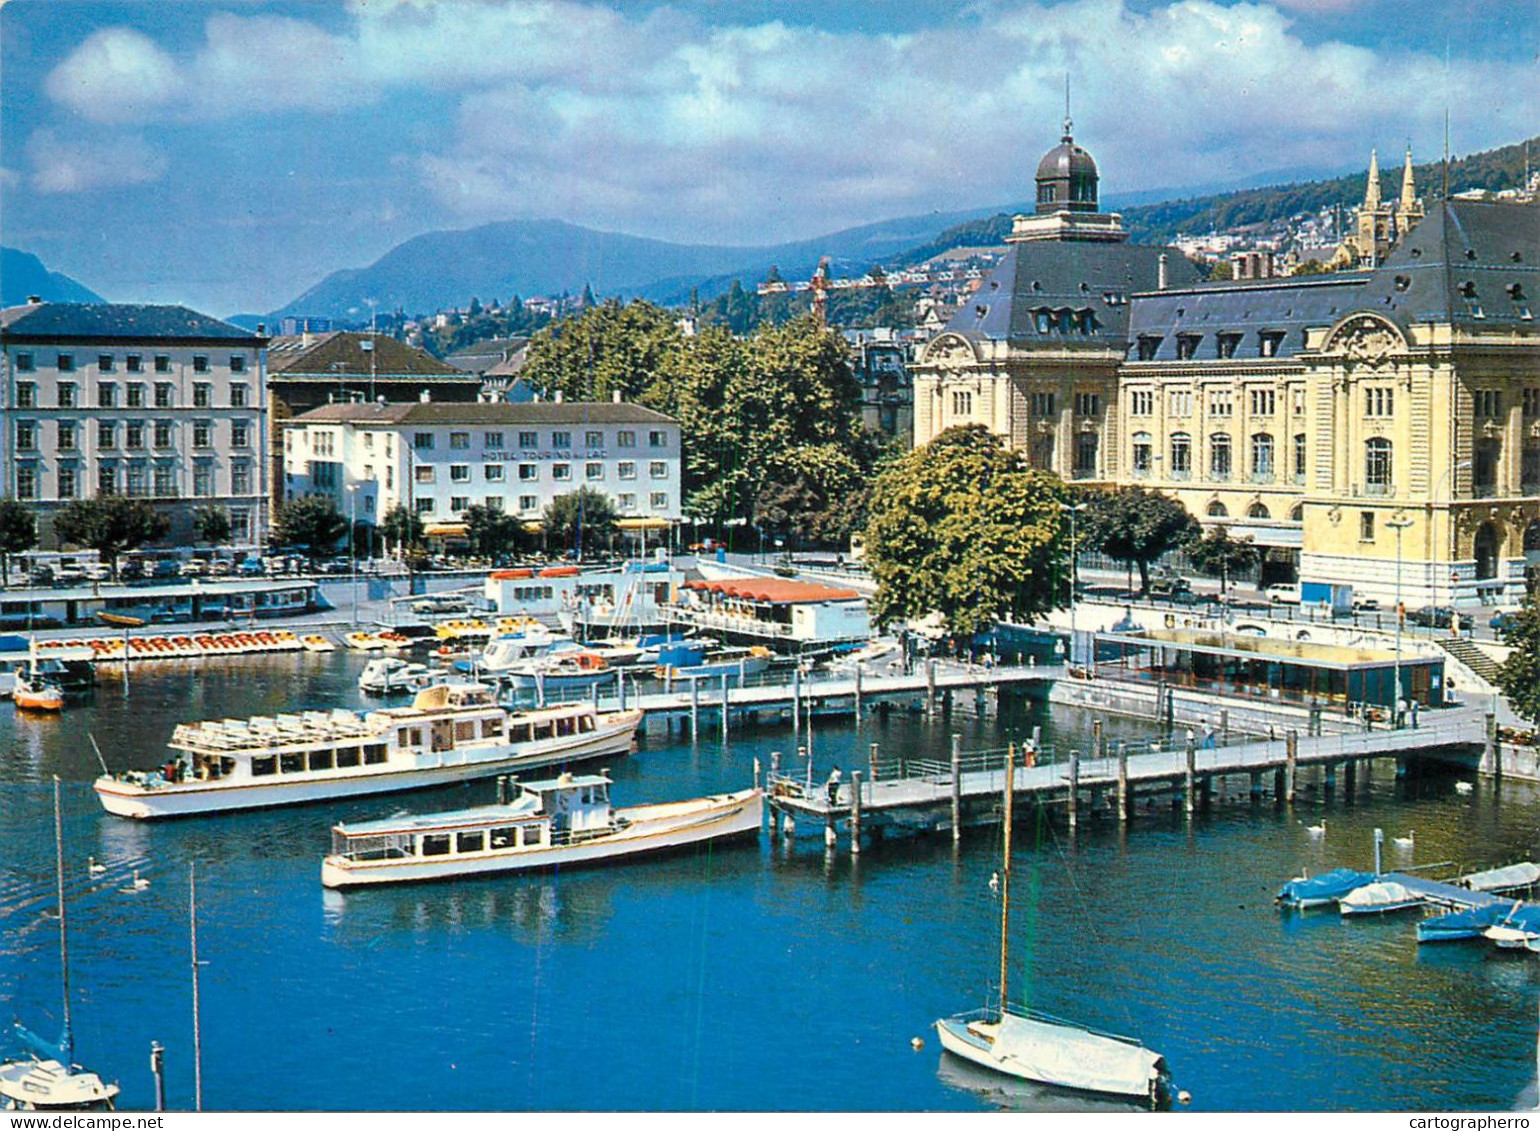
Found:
<box><xmin>1036</xmin><ymin>139</ymin><xmax>1098</xmax><ymax>182</ymax></box>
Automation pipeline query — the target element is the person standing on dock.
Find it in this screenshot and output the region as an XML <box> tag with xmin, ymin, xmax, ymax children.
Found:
<box><xmin>1201</xmin><ymin>719</ymin><xmax>1216</xmax><ymax>750</ymax></box>
<box><xmin>827</xmin><ymin>767</ymin><xmax>842</xmax><ymax>805</ymax></box>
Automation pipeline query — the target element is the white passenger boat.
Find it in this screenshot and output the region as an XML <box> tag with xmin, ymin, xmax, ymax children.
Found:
<box><xmin>458</xmin><ymin>630</ymin><xmax>576</xmax><ymax>675</ymax></box>
<box><xmin>93</xmin><ymin>684</ymin><xmax>643</xmax><ymax>819</ymax></box>
<box><xmin>935</xmin><ymin>745</ymin><xmax>1170</xmax><ymax>1107</ymax></box>
<box><xmin>321</xmin><ymin>772</ymin><xmax>762</xmax><ymax>888</ymax></box>
<box><xmin>505</xmin><ymin>651</ymin><xmax>614</xmax><ymax>693</ymax></box>
<box><xmin>358</xmin><ymin>657</ymin><xmax>438</xmax><ymax>695</ymax></box>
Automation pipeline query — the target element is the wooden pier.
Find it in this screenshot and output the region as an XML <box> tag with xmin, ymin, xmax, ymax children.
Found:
<box><xmin>765</xmin><ymin>710</ymin><xmax>1492</xmax><ymax>852</ymax></box>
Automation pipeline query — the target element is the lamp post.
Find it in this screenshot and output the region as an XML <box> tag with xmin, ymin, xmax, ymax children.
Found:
<box><xmin>1060</xmin><ymin>501</ymin><xmax>1087</xmax><ymax>666</ymax></box>
<box><xmin>1388</xmin><ymin>515</ymin><xmax>1413</xmax><ymax>724</ymax></box>
<box><xmin>1434</xmin><ymin>459</ymin><xmax>1473</xmax><ymax>625</ymax></box>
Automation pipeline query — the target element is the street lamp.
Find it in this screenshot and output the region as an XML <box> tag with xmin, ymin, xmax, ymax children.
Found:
<box><xmin>1434</xmin><ymin>459</ymin><xmax>1473</xmax><ymax>626</ymax></box>
<box><xmin>1060</xmin><ymin>501</ymin><xmax>1087</xmax><ymax>666</ymax></box>
<box><xmin>1388</xmin><ymin>515</ymin><xmax>1413</xmax><ymax>724</ymax></box>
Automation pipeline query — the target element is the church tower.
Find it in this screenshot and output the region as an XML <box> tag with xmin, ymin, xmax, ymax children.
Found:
<box><xmin>1355</xmin><ymin>148</ymin><xmax>1391</xmax><ymax>266</ymax></box>
<box><xmin>1394</xmin><ymin>145</ymin><xmax>1424</xmax><ymax>239</ymax></box>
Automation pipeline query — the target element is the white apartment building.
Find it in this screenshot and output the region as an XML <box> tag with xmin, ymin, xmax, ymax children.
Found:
<box><xmin>283</xmin><ymin>400</ymin><xmax>683</xmax><ymax>537</ymax></box>
<box><xmin>0</xmin><ymin>300</ymin><xmax>268</xmax><ymax>548</ymax></box>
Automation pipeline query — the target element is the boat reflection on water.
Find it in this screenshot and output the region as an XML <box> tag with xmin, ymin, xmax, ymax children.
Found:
<box><xmin>322</xmin><ymin>876</ymin><xmax>613</xmax><ymax>945</ymax></box>
<box><xmin>935</xmin><ymin>1051</ymin><xmax>1164</xmax><ymax>1113</ymax></box>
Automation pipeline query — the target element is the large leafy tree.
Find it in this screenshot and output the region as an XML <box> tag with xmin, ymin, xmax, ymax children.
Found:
<box><xmin>1498</xmin><ymin>590</ymin><xmax>1540</xmax><ymax>728</ymax></box>
<box><xmin>463</xmin><ymin>503</ymin><xmax>528</xmax><ymax>562</ymax></box>
<box><xmin>1079</xmin><ymin>486</ymin><xmax>1200</xmax><ymax>594</ymax></box>
<box><xmin>1186</xmin><ymin>526</ymin><xmax>1260</xmax><ymax>595</ymax></box>
<box><xmin>544</xmin><ymin>488</ymin><xmax>618</xmax><ymax>559</ymax></box>
<box><xmin>273</xmin><ymin>495</ymin><xmax>349</xmax><ymax>559</ymax></box>
<box><xmin>54</xmin><ymin>496</ymin><xmax>170</xmax><ymax>579</ymax></box>
<box><xmin>0</xmin><ymin>498</ymin><xmax>37</xmax><ymax>586</ymax></box>
<box><xmin>380</xmin><ymin>503</ymin><xmax>423</xmax><ymax>558</ymax></box>
<box><xmin>864</xmin><ymin>424</ymin><xmax>1067</xmax><ymax>637</ymax></box>
<box><xmin>519</xmin><ymin>299</ymin><xmax>685</xmax><ymax>411</ymax></box>
<box><xmin>192</xmin><ymin>505</ymin><xmax>232</xmax><ymax>548</ymax></box>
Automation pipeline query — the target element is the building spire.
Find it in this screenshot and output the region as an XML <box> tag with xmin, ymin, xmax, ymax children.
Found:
<box><xmin>1400</xmin><ymin>144</ymin><xmax>1417</xmax><ymax>209</ymax></box>
<box><xmin>1062</xmin><ymin>73</ymin><xmax>1073</xmax><ymax>142</ymax></box>
<box><xmin>1364</xmin><ymin>148</ymin><xmax>1382</xmax><ymax>209</ymax></box>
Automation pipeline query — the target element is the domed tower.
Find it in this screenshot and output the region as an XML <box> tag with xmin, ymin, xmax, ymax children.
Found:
<box><xmin>1035</xmin><ymin>117</ymin><xmax>1100</xmax><ymax>214</ymax></box>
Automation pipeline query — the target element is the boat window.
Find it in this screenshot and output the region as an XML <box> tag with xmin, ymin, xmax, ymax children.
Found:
<box><xmin>308</xmin><ymin>749</ymin><xmax>334</xmax><ymax>772</ymax></box>
<box><xmin>251</xmin><ymin>755</ymin><xmax>277</xmax><ymax>777</ymax></box>
<box><xmin>335</xmin><ymin>747</ymin><xmax>361</xmax><ymax>768</ymax></box>
<box><xmin>280</xmin><ymin>751</ymin><xmax>305</xmax><ymax>773</ymax></box>
<box><xmin>364</xmin><ymin>744</ymin><xmax>387</xmax><ymax>765</ymax></box>
<box><xmin>580</xmin><ymin>715</ymin><xmax>595</xmax><ymax>733</ymax></box>
<box><xmin>533</xmin><ymin>722</ymin><xmax>553</xmax><ymax>741</ymax></box>
<box><xmin>481</xmin><ymin>719</ymin><xmax>502</xmax><ymax>739</ymax></box>
<box><xmin>557</xmin><ymin>716</ymin><xmax>574</xmax><ymax>737</ymax></box>
<box><xmin>456</xmin><ymin>831</ymin><xmax>486</xmax><ymax>854</ymax></box>
<box><xmin>398</xmin><ymin>729</ymin><xmax>411</xmax><ymax>748</ymax></box>
<box><xmin>489</xmin><ymin>826</ymin><xmax>516</xmax><ymax>849</ymax></box>
<box><xmin>420</xmin><ymin>834</ymin><xmax>451</xmax><ymax>857</ymax></box>
<box><xmin>455</xmin><ymin>720</ymin><xmax>476</xmax><ymax>743</ymax></box>
<box><xmin>413</xmin><ymin>728</ymin><xmax>424</xmax><ymax>746</ymax></box>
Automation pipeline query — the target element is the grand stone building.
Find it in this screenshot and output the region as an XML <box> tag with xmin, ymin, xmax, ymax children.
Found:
<box><xmin>915</xmin><ymin>130</ymin><xmax>1540</xmax><ymax>611</ymax></box>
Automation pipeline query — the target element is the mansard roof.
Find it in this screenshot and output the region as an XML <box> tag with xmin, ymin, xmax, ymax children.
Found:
<box><xmin>0</xmin><ymin>302</ymin><xmax>260</xmax><ymax>344</ymax></box>
<box><xmin>1126</xmin><ymin>275</ymin><xmax>1370</xmax><ymax>363</ymax></box>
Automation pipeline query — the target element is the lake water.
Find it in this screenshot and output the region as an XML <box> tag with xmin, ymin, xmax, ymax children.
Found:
<box><xmin>2</xmin><ymin>652</ymin><xmax>1537</xmax><ymax>1112</ymax></box>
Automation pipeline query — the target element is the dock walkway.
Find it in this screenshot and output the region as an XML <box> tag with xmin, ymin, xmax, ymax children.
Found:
<box><xmin>765</xmin><ymin>710</ymin><xmax>1491</xmax><ymax>851</ymax></box>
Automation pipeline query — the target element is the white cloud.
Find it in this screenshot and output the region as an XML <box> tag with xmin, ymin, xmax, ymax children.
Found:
<box><xmin>35</xmin><ymin>0</ymin><xmax>1537</xmax><ymax>241</ymax></box>
<box><xmin>27</xmin><ymin>129</ymin><xmax>168</xmax><ymax>194</ymax></box>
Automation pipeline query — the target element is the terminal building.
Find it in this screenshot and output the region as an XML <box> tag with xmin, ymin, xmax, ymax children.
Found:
<box><xmin>914</xmin><ymin>127</ymin><xmax>1540</xmax><ymax>611</ymax></box>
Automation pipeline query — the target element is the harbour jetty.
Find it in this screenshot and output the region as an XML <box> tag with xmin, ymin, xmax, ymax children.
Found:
<box><xmin>765</xmin><ymin>708</ymin><xmax>1490</xmax><ymax>852</ymax></box>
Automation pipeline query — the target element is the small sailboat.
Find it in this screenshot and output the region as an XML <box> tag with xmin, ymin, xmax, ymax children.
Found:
<box><xmin>934</xmin><ymin>746</ymin><xmax>1171</xmax><ymax>1107</ymax></box>
<box><xmin>0</xmin><ymin>779</ymin><xmax>119</xmax><ymax>1111</ymax></box>
<box><xmin>14</xmin><ymin>644</ymin><xmax>64</xmax><ymax>712</ymax></box>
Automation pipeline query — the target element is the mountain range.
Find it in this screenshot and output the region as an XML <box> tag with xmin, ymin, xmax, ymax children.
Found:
<box><xmin>1</xmin><ymin>247</ymin><xmax>106</xmax><ymax>307</ymax></box>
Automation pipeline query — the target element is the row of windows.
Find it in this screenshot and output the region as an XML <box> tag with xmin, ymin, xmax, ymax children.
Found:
<box><xmin>13</xmin><ymin>352</ymin><xmax>247</xmax><ymax>375</ymax></box>
<box><xmin>412</xmin><ymin>492</ymin><xmax>669</xmax><ymax>517</ymax></box>
<box><xmin>1029</xmin><ymin>308</ymin><xmax>1098</xmax><ymax>336</ymax></box>
<box><xmin>1126</xmin><ymin>387</ymin><xmax>1311</xmax><ymax>418</ymax></box>
<box><xmin>1135</xmin><ymin>329</ymin><xmax>1292</xmax><ymax>361</ymax></box>
<box><xmin>411</xmin><ymin>428</ymin><xmax>670</xmax><ymax>452</ymax></box>
<box><xmin>15</xmin><ymin>461</ymin><xmax>253</xmax><ymax>500</ymax></box>
<box><xmin>1131</xmin><ymin>432</ymin><xmax>1396</xmax><ymax>491</ymax></box>
<box><xmin>409</xmin><ymin>460</ymin><xmax>668</xmax><ymax>485</ymax></box>
<box><xmin>15</xmin><ymin>419</ymin><xmax>251</xmax><ymax>451</ymax></box>
<box><xmin>15</xmin><ymin>381</ymin><xmax>249</xmax><ymax>409</ymax></box>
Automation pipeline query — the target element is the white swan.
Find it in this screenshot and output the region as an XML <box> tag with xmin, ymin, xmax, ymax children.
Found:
<box><xmin>1455</xmin><ymin>781</ymin><xmax>1474</xmax><ymax>795</ymax></box>
<box><xmin>1305</xmin><ymin>820</ymin><xmax>1326</xmax><ymax>837</ymax></box>
<box><xmin>1393</xmin><ymin>830</ymin><xmax>1415</xmax><ymax>847</ymax></box>
<box><xmin>119</xmin><ymin>869</ymin><xmax>149</xmax><ymax>893</ymax></box>
<box><xmin>87</xmin><ymin>856</ymin><xmax>106</xmax><ymax>876</ymax></box>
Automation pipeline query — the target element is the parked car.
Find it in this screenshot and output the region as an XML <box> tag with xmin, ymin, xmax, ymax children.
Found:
<box><xmin>1149</xmin><ymin>578</ymin><xmax>1192</xmax><ymax>598</ymax></box>
<box><xmin>25</xmin><ymin>565</ymin><xmax>54</xmax><ymax>587</ymax></box>
<box><xmin>1491</xmin><ymin>611</ymin><xmax>1519</xmax><ymax>638</ymax></box>
<box><xmin>210</xmin><ymin>559</ymin><xmax>234</xmax><ymax>577</ymax></box>
<box><xmin>238</xmin><ymin>558</ymin><xmax>265</xmax><ymax>578</ymax></box>
<box><xmin>53</xmin><ymin>567</ymin><xmax>88</xmax><ymax>587</ymax></box>
<box><xmin>119</xmin><ymin>560</ymin><xmax>146</xmax><ymax>582</ymax></box>
<box><xmin>412</xmin><ymin>595</ymin><xmax>469</xmax><ymax>616</ymax></box>
<box><xmin>180</xmin><ymin>559</ymin><xmax>210</xmax><ymax>578</ymax></box>
<box><xmin>84</xmin><ymin>563</ymin><xmax>112</xmax><ymax>582</ymax></box>
<box><xmin>1353</xmin><ymin>597</ymin><xmax>1381</xmax><ymax>612</ymax></box>
<box><xmin>1407</xmin><ymin>605</ymin><xmax>1455</xmax><ymax>628</ymax></box>
<box><xmin>152</xmin><ymin>559</ymin><xmax>180</xmax><ymax>581</ymax></box>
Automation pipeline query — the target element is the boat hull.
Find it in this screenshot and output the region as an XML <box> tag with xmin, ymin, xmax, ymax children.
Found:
<box><xmin>321</xmin><ymin>789</ymin><xmax>762</xmax><ymax>888</ymax></box>
<box><xmin>93</xmin><ymin>713</ymin><xmax>642</xmax><ymax>819</ymax></box>
<box><xmin>934</xmin><ymin>1012</ymin><xmax>1166</xmax><ymax>1107</ymax></box>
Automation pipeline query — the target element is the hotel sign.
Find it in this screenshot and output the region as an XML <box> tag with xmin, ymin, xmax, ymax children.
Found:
<box><xmin>482</xmin><ymin>449</ymin><xmax>607</xmax><ymax>462</ymax></box>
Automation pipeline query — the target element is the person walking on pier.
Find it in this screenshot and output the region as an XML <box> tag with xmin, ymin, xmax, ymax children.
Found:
<box><xmin>826</xmin><ymin>767</ymin><xmax>842</xmax><ymax>806</ymax></box>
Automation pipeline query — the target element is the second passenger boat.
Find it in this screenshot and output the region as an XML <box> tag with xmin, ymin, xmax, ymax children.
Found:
<box><xmin>92</xmin><ymin>683</ymin><xmax>642</xmax><ymax>819</ymax></box>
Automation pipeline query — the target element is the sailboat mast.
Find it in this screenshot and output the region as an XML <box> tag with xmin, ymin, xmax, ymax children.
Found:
<box><xmin>53</xmin><ymin>776</ymin><xmax>73</xmax><ymax>1064</ymax></box>
<box><xmin>190</xmin><ymin>862</ymin><xmax>203</xmax><ymax>1112</ymax></box>
<box><xmin>998</xmin><ymin>743</ymin><xmax>1014</xmax><ymax>1014</ymax></box>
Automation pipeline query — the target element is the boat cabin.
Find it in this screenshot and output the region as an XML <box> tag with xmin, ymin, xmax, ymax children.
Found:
<box><xmin>329</xmin><ymin>772</ymin><xmax>615</xmax><ymax>863</ymax></box>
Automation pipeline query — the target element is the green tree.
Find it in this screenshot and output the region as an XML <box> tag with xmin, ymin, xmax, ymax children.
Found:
<box><xmin>544</xmin><ymin>488</ymin><xmax>618</xmax><ymax>560</ymax></box>
<box><xmin>273</xmin><ymin>495</ymin><xmax>349</xmax><ymax>560</ymax></box>
<box><xmin>863</xmin><ymin>425</ymin><xmax>1067</xmax><ymax>638</ymax></box>
<box><xmin>1079</xmin><ymin>486</ymin><xmax>1200</xmax><ymax>594</ymax></box>
<box><xmin>53</xmin><ymin>496</ymin><xmax>170</xmax><ymax>580</ymax></box>
<box><xmin>463</xmin><ymin>503</ymin><xmax>527</xmax><ymax>562</ymax></box>
<box><xmin>380</xmin><ymin>504</ymin><xmax>424</xmax><ymax>558</ymax></box>
<box><xmin>0</xmin><ymin>498</ymin><xmax>37</xmax><ymax>586</ymax></box>
<box><xmin>192</xmin><ymin>505</ymin><xmax>232</xmax><ymax>548</ymax></box>
<box><xmin>520</xmin><ymin>299</ymin><xmax>685</xmax><ymax>409</ymax></box>
<box><xmin>1499</xmin><ymin>591</ymin><xmax>1540</xmax><ymax>728</ymax></box>
<box><xmin>1186</xmin><ymin>525</ymin><xmax>1260</xmax><ymax>595</ymax></box>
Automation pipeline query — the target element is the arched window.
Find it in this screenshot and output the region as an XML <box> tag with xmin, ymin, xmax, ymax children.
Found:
<box><xmin>1289</xmin><ymin>503</ymin><xmax>1304</xmax><ymax>522</ymax></box>
<box><xmin>1131</xmin><ymin>432</ymin><xmax>1152</xmax><ymax>475</ymax></box>
<box><xmin>1475</xmin><ymin>522</ymin><xmax>1502</xmax><ymax>580</ymax></box>
<box><xmin>1250</xmin><ymin>433</ymin><xmax>1274</xmax><ymax>482</ymax></box>
<box><xmin>1209</xmin><ymin>433</ymin><xmax>1232</xmax><ymax>480</ymax></box>
<box><xmin>1364</xmin><ymin>437</ymin><xmax>1393</xmax><ymax>493</ymax></box>
<box><xmin>1248</xmin><ymin>503</ymin><xmax>1270</xmax><ymax>519</ymax></box>
<box><xmin>1169</xmin><ymin>432</ymin><xmax>1191</xmax><ymax>478</ymax></box>
<box><xmin>1207</xmin><ymin>501</ymin><xmax>1229</xmax><ymax>518</ymax></box>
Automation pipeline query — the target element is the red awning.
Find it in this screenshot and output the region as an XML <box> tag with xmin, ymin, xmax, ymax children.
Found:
<box><xmin>683</xmin><ymin>577</ymin><xmax>860</xmax><ymax>604</ymax></box>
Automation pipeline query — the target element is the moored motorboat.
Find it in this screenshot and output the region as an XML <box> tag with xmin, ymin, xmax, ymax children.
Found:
<box><xmin>505</xmin><ymin>651</ymin><xmax>614</xmax><ymax>693</ymax></box>
<box><xmin>1339</xmin><ymin>880</ymin><xmax>1424</xmax><ymax>916</ymax></box>
<box><xmin>1417</xmin><ymin>902</ymin><xmax>1514</xmax><ymax>943</ymax></box>
<box><xmin>358</xmin><ymin>657</ymin><xmax>439</xmax><ymax>695</ymax></box>
<box><xmin>92</xmin><ymin>684</ymin><xmax>643</xmax><ymax>819</ymax></box>
<box><xmin>1275</xmin><ymin>867</ymin><xmax>1373</xmax><ymax>910</ymax></box>
<box><xmin>321</xmin><ymin>772</ymin><xmax>762</xmax><ymax>888</ymax></box>
<box><xmin>13</xmin><ymin>669</ymin><xmax>64</xmax><ymax>712</ymax></box>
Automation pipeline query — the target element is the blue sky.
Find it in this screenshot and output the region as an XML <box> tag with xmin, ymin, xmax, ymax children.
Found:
<box><xmin>2</xmin><ymin>0</ymin><xmax>1535</xmax><ymax>317</ymax></box>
